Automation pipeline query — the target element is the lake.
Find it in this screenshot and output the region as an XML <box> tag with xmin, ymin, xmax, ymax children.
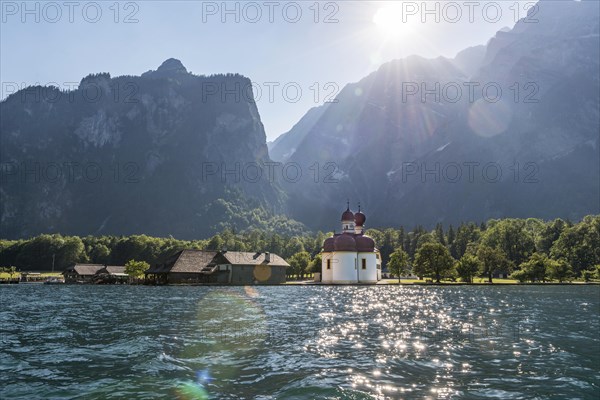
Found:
<box><xmin>1</xmin><ymin>285</ymin><xmax>599</xmax><ymax>399</ymax></box>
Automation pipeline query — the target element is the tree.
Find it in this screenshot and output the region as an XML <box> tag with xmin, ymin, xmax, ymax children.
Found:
<box><xmin>546</xmin><ymin>259</ymin><xmax>573</xmax><ymax>283</ymax></box>
<box><xmin>398</xmin><ymin>226</ymin><xmax>406</xmax><ymax>252</ymax></box>
<box><xmin>455</xmin><ymin>254</ymin><xmax>482</xmax><ymax>283</ymax></box>
<box><xmin>365</xmin><ymin>228</ymin><xmax>400</xmax><ymax>269</ymax></box>
<box><xmin>537</xmin><ymin>219</ymin><xmax>566</xmax><ymax>254</ymax></box>
<box><xmin>477</xmin><ymin>245</ymin><xmax>511</xmax><ymax>283</ymax></box>
<box><xmin>481</xmin><ymin>219</ymin><xmax>535</xmax><ymax>266</ymax></box>
<box><xmin>481</xmin><ymin>218</ymin><xmax>539</xmax><ymax>265</ymax></box>
<box><xmin>308</xmin><ymin>253</ymin><xmax>322</xmax><ymax>274</ymax></box>
<box><xmin>434</xmin><ymin>223</ymin><xmax>446</xmax><ymax>245</ymax></box>
<box><xmin>406</xmin><ymin>226</ymin><xmax>427</xmax><ymax>260</ymax></box>
<box><xmin>111</xmin><ymin>235</ymin><xmax>161</xmax><ymax>265</ymax></box>
<box><xmin>285</xmin><ymin>238</ymin><xmax>306</xmax><ymax>259</ymax></box>
<box><xmin>288</xmin><ymin>251</ymin><xmax>311</xmax><ymax>280</ymax></box>
<box><xmin>447</xmin><ymin>225</ymin><xmax>456</xmax><ymax>247</ymax></box>
<box><xmin>581</xmin><ymin>270</ymin><xmax>594</xmax><ymax>282</ymax></box>
<box><xmin>414</xmin><ymin>242</ymin><xmax>454</xmax><ymax>283</ymax></box>
<box><xmin>510</xmin><ymin>269</ymin><xmax>529</xmax><ymax>283</ymax></box>
<box><xmin>207</xmin><ymin>235</ymin><xmax>225</xmax><ymax>251</ymax></box>
<box><xmin>56</xmin><ymin>236</ymin><xmax>86</xmax><ymax>270</ymax></box>
<box><xmin>311</xmin><ymin>232</ymin><xmax>327</xmax><ymax>255</ymax></box>
<box><xmin>517</xmin><ymin>253</ymin><xmax>549</xmax><ymax>283</ymax></box>
<box><xmin>450</xmin><ymin>223</ymin><xmax>480</xmax><ymax>259</ymax></box>
<box><xmin>124</xmin><ymin>260</ymin><xmax>150</xmax><ymax>278</ymax></box>
<box><xmin>415</xmin><ymin>232</ymin><xmax>436</xmax><ymax>251</ymax></box>
<box><xmin>88</xmin><ymin>243</ymin><xmax>111</xmax><ymax>264</ymax></box>
<box><xmin>524</xmin><ymin>218</ymin><xmax>545</xmax><ymax>252</ymax></box>
<box><xmin>387</xmin><ymin>248</ymin><xmax>411</xmax><ymax>283</ymax></box>
<box><xmin>550</xmin><ymin>216</ymin><xmax>600</xmax><ymax>277</ymax></box>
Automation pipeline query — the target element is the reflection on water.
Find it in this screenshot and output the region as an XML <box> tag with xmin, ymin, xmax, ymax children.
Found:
<box><xmin>1</xmin><ymin>285</ymin><xmax>599</xmax><ymax>399</ymax></box>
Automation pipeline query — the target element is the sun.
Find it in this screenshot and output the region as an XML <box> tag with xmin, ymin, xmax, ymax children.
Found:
<box><xmin>373</xmin><ymin>4</ymin><xmax>414</xmax><ymax>38</ymax></box>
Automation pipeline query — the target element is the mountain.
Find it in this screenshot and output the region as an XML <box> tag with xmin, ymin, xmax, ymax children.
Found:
<box><xmin>2</xmin><ymin>1</ymin><xmax>598</xmax><ymax>239</ymax></box>
<box><xmin>0</xmin><ymin>59</ymin><xmax>305</xmax><ymax>239</ymax></box>
<box><xmin>452</xmin><ymin>45</ymin><xmax>487</xmax><ymax>78</ymax></box>
<box><xmin>268</xmin><ymin>104</ymin><xmax>330</xmax><ymax>162</ymax></box>
<box><xmin>273</xmin><ymin>0</ymin><xmax>600</xmax><ymax>231</ymax></box>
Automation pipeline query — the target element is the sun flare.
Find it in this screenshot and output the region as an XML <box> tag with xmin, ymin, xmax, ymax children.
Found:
<box><xmin>373</xmin><ymin>4</ymin><xmax>414</xmax><ymax>38</ymax></box>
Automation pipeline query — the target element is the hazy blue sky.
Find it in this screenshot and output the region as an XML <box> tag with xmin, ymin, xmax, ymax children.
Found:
<box><xmin>1</xmin><ymin>1</ymin><xmax>532</xmax><ymax>140</ymax></box>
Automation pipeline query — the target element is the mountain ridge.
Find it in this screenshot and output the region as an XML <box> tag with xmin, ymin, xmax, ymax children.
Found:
<box><xmin>1</xmin><ymin>60</ymin><xmax>307</xmax><ymax>239</ymax></box>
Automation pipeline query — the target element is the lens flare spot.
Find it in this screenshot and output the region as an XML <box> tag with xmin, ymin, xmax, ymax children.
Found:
<box><xmin>196</xmin><ymin>369</ymin><xmax>214</xmax><ymax>385</ymax></box>
<box><xmin>244</xmin><ymin>285</ymin><xmax>260</xmax><ymax>298</ymax></box>
<box><xmin>193</xmin><ymin>289</ymin><xmax>268</xmax><ymax>353</ymax></box>
<box><xmin>175</xmin><ymin>380</ymin><xmax>209</xmax><ymax>400</ymax></box>
<box><xmin>253</xmin><ymin>265</ymin><xmax>271</xmax><ymax>283</ymax></box>
<box><xmin>468</xmin><ymin>99</ymin><xmax>513</xmax><ymax>137</ymax></box>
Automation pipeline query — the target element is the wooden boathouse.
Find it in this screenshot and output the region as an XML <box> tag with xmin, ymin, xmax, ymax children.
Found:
<box><xmin>145</xmin><ymin>250</ymin><xmax>288</xmax><ymax>285</ymax></box>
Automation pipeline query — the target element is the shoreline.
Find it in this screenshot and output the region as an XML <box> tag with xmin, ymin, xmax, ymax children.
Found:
<box><xmin>2</xmin><ymin>281</ymin><xmax>599</xmax><ymax>287</ymax></box>
<box><xmin>3</xmin><ymin>274</ymin><xmax>599</xmax><ymax>286</ymax></box>
<box><xmin>290</xmin><ymin>281</ymin><xmax>600</xmax><ymax>286</ymax></box>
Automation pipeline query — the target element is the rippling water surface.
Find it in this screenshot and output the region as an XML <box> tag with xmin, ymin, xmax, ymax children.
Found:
<box><xmin>1</xmin><ymin>285</ymin><xmax>599</xmax><ymax>399</ymax></box>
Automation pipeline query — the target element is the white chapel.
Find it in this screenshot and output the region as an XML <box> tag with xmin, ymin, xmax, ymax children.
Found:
<box><xmin>321</xmin><ymin>203</ymin><xmax>382</xmax><ymax>283</ymax></box>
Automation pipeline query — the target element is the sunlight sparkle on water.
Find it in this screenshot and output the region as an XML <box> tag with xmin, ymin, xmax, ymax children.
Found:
<box><xmin>4</xmin><ymin>285</ymin><xmax>596</xmax><ymax>399</ymax></box>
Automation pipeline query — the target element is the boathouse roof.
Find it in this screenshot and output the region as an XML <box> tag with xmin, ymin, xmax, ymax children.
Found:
<box><xmin>217</xmin><ymin>251</ymin><xmax>289</xmax><ymax>267</ymax></box>
<box><xmin>97</xmin><ymin>266</ymin><xmax>127</xmax><ymax>276</ymax></box>
<box><xmin>146</xmin><ymin>250</ymin><xmax>217</xmax><ymax>274</ymax></box>
<box><xmin>64</xmin><ymin>264</ymin><xmax>105</xmax><ymax>276</ymax></box>
<box><xmin>145</xmin><ymin>250</ymin><xmax>289</xmax><ymax>274</ymax></box>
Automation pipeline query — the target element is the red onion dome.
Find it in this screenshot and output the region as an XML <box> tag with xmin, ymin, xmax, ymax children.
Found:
<box><xmin>323</xmin><ymin>237</ymin><xmax>335</xmax><ymax>252</ymax></box>
<box><xmin>355</xmin><ymin>235</ymin><xmax>375</xmax><ymax>252</ymax></box>
<box><xmin>334</xmin><ymin>234</ymin><xmax>357</xmax><ymax>251</ymax></box>
<box><xmin>341</xmin><ymin>207</ymin><xmax>354</xmax><ymax>221</ymax></box>
<box><xmin>354</xmin><ymin>211</ymin><xmax>366</xmax><ymax>227</ymax></box>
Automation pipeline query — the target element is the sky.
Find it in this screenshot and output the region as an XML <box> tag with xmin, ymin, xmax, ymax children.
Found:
<box><xmin>1</xmin><ymin>0</ymin><xmax>533</xmax><ymax>141</ymax></box>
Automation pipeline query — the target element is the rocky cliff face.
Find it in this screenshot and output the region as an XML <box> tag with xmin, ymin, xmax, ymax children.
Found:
<box><xmin>1</xmin><ymin>59</ymin><xmax>289</xmax><ymax>238</ymax></box>
<box><xmin>272</xmin><ymin>0</ymin><xmax>599</xmax><ymax>230</ymax></box>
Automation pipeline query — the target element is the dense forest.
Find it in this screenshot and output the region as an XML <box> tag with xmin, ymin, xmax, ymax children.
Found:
<box><xmin>0</xmin><ymin>215</ymin><xmax>598</xmax><ymax>282</ymax></box>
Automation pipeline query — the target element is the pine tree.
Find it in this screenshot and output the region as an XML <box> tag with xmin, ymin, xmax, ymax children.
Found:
<box><xmin>447</xmin><ymin>225</ymin><xmax>455</xmax><ymax>247</ymax></box>
<box><xmin>435</xmin><ymin>223</ymin><xmax>446</xmax><ymax>245</ymax></box>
